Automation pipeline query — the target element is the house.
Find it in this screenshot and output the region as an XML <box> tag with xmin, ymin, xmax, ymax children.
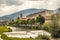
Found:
<box><xmin>26</xmin><ymin>10</ymin><xmax>54</xmax><ymax>20</ymax></box>
<box><xmin>19</xmin><ymin>10</ymin><xmax>54</xmax><ymax>21</ymax></box>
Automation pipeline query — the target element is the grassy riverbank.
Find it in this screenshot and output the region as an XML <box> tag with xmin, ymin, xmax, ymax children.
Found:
<box><xmin>0</xmin><ymin>26</ymin><xmax>12</xmax><ymax>34</ymax></box>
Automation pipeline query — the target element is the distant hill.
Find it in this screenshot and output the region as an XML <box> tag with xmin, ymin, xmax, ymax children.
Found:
<box><xmin>0</xmin><ymin>8</ymin><xmax>46</xmax><ymax>21</ymax></box>
<box><xmin>58</xmin><ymin>7</ymin><xmax>60</xmax><ymax>11</ymax></box>
<box><xmin>54</xmin><ymin>7</ymin><xmax>60</xmax><ymax>13</ymax></box>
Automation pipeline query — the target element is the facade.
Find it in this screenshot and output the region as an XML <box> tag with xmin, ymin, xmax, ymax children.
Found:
<box><xmin>26</xmin><ymin>10</ymin><xmax>54</xmax><ymax>20</ymax></box>
<box><xmin>19</xmin><ymin>10</ymin><xmax>54</xmax><ymax>21</ymax></box>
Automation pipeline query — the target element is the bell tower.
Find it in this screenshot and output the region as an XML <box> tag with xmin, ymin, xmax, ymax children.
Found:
<box><xmin>20</xmin><ymin>13</ymin><xmax>23</xmax><ymax>18</ymax></box>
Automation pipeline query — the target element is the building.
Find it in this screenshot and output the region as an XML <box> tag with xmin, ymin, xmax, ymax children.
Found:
<box><xmin>19</xmin><ymin>13</ymin><xmax>27</xmax><ymax>20</ymax></box>
<box><xmin>19</xmin><ymin>10</ymin><xmax>54</xmax><ymax>21</ymax></box>
<box><xmin>26</xmin><ymin>10</ymin><xmax>54</xmax><ymax>20</ymax></box>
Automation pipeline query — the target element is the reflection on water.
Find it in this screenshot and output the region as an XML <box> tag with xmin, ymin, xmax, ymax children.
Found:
<box><xmin>8</xmin><ymin>26</ymin><xmax>22</xmax><ymax>31</ymax></box>
<box><xmin>7</xmin><ymin>26</ymin><xmax>31</xmax><ymax>31</ymax></box>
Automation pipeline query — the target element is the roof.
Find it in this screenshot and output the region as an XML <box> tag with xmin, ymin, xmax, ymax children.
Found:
<box><xmin>26</xmin><ymin>10</ymin><xmax>53</xmax><ymax>17</ymax></box>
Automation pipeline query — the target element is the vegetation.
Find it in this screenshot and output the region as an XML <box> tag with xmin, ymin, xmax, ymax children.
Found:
<box><xmin>27</xmin><ymin>18</ymin><xmax>35</xmax><ymax>24</ymax></box>
<box><xmin>41</xmin><ymin>14</ymin><xmax>60</xmax><ymax>38</ymax></box>
<box><xmin>50</xmin><ymin>14</ymin><xmax>60</xmax><ymax>38</ymax></box>
<box><xmin>9</xmin><ymin>15</ymin><xmax>45</xmax><ymax>25</ymax></box>
<box><xmin>9</xmin><ymin>15</ymin><xmax>45</xmax><ymax>30</ymax></box>
<box><xmin>36</xmin><ymin>35</ymin><xmax>51</xmax><ymax>40</ymax></box>
<box><xmin>1</xmin><ymin>34</ymin><xmax>51</xmax><ymax>40</ymax></box>
<box><xmin>1</xmin><ymin>34</ymin><xmax>33</xmax><ymax>40</ymax></box>
<box><xmin>36</xmin><ymin>15</ymin><xmax>45</xmax><ymax>25</ymax></box>
<box><xmin>0</xmin><ymin>26</ymin><xmax>12</xmax><ymax>34</ymax></box>
<box><xmin>41</xmin><ymin>21</ymin><xmax>51</xmax><ymax>32</ymax></box>
<box><xmin>1</xmin><ymin>34</ymin><xmax>10</xmax><ymax>40</ymax></box>
<box><xmin>0</xmin><ymin>13</ymin><xmax>60</xmax><ymax>40</ymax></box>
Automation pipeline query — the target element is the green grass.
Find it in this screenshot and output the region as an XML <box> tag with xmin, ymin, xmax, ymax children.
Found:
<box><xmin>9</xmin><ymin>38</ymin><xmax>34</xmax><ymax>40</ymax></box>
<box><xmin>1</xmin><ymin>34</ymin><xmax>51</xmax><ymax>40</ymax></box>
<box><xmin>0</xmin><ymin>26</ymin><xmax>12</xmax><ymax>34</ymax></box>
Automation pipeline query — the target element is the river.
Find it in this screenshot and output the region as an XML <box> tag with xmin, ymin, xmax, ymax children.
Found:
<box><xmin>7</xmin><ymin>26</ymin><xmax>32</xmax><ymax>31</ymax></box>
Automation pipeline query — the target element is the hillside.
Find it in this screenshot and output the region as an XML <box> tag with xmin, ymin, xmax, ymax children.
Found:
<box><xmin>0</xmin><ymin>8</ymin><xmax>45</xmax><ymax>21</ymax></box>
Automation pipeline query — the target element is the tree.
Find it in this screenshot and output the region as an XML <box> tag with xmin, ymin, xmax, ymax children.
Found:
<box><xmin>30</xmin><ymin>18</ymin><xmax>35</xmax><ymax>24</ymax></box>
<box><xmin>49</xmin><ymin>14</ymin><xmax>60</xmax><ymax>37</ymax></box>
<box><xmin>26</xmin><ymin>19</ymin><xmax>31</xmax><ymax>24</ymax></box>
<box><xmin>28</xmin><ymin>19</ymin><xmax>32</xmax><ymax>24</ymax></box>
<box><xmin>36</xmin><ymin>15</ymin><xmax>45</xmax><ymax>25</ymax></box>
<box><xmin>17</xmin><ymin>17</ymin><xmax>20</xmax><ymax>20</ymax></box>
<box><xmin>21</xmin><ymin>20</ymin><xmax>26</xmax><ymax>24</ymax></box>
<box><xmin>9</xmin><ymin>19</ymin><xmax>15</xmax><ymax>25</ymax></box>
<box><xmin>26</xmin><ymin>18</ymin><xmax>35</xmax><ymax>24</ymax></box>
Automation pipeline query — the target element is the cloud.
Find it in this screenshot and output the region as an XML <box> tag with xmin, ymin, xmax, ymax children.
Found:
<box><xmin>0</xmin><ymin>0</ymin><xmax>23</xmax><ymax>5</ymax></box>
<box><xmin>47</xmin><ymin>0</ymin><xmax>60</xmax><ymax>9</ymax></box>
<box><xmin>0</xmin><ymin>0</ymin><xmax>60</xmax><ymax>16</ymax></box>
<box><xmin>18</xmin><ymin>0</ymin><xmax>60</xmax><ymax>10</ymax></box>
<box><xmin>19</xmin><ymin>0</ymin><xmax>48</xmax><ymax>1</ymax></box>
<box><xmin>0</xmin><ymin>4</ymin><xmax>21</xmax><ymax>16</ymax></box>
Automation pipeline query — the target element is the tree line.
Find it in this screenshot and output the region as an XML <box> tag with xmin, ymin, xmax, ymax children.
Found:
<box><xmin>9</xmin><ymin>15</ymin><xmax>45</xmax><ymax>26</ymax></box>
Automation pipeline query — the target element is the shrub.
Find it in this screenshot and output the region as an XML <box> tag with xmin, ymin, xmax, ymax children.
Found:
<box><xmin>8</xmin><ymin>28</ymin><xmax>12</xmax><ymax>32</ymax></box>
<box><xmin>36</xmin><ymin>35</ymin><xmax>51</xmax><ymax>40</ymax></box>
<box><xmin>50</xmin><ymin>15</ymin><xmax>60</xmax><ymax>38</ymax></box>
<box><xmin>41</xmin><ymin>22</ymin><xmax>51</xmax><ymax>32</ymax></box>
<box><xmin>0</xmin><ymin>26</ymin><xmax>12</xmax><ymax>34</ymax></box>
<box><xmin>1</xmin><ymin>34</ymin><xmax>10</xmax><ymax>40</ymax></box>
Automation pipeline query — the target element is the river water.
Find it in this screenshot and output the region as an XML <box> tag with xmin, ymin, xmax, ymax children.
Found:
<box><xmin>7</xmin><ymin>26</ymin><xmax>22</xmax><ymax>31</ymax></box>
<box><xmin>7</xmin><ymin>26</ymin><xmax>31</xmax><ymax>31</ymax></box>
<box><xmin>5</xmin><ymin>26</ymin><xmax>60</xmax><ymax>40</ymax></box>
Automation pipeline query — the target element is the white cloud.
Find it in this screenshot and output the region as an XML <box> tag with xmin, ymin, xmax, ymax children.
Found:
<box><xmin>19</xmin><ymin>0</ymin><xmax>60</xmax><ymax>10</ymax></box>
<box><xmin>0</xmin><ymin>0</ymin><xmax>60</xmax><ymax>16</ymax></box>
<box><xmin>0</xmin><ymin>0</ymin><xmax>23</xmax><ymax>5</ymax></box>
<box><xmin>0</xmin><ymin>4</ymin><xmax>21</xmax><ymax>16</ymax></box>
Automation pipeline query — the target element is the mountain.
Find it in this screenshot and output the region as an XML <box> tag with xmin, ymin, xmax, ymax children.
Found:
<box><xmin>58</xmin><ymin>7</ymin><xmax>60</xmax><ymax>11</ymax></box>
<box><xmin>54</xmin><ymin>7</ymin><xmax>60</xmax><ymax>13</ymax></box>
<box><xmin>0</xmin><ymin>8</ymin><xmax>46</xmax><ymax>21</ymax></box>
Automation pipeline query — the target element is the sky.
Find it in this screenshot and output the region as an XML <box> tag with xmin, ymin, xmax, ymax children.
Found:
<box><xmin>0</xmin><ymin>0</ymin><xmax>60</xmax><ymax>17</ymax></box>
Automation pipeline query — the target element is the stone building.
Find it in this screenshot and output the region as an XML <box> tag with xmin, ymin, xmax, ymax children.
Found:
<box><xmin>19</xmin><ymin>10</ymin><xmax>54</xmax><ymax>21</ymax></box>
<box><xmin>19</xmin><ymin>13</ymin><xmax>28</xmax><ymax>20</ymax></box>
<box><xmin>26</xmin><ymin>10</ymin><xmax>54</xmax><ymax>20</ymax></box>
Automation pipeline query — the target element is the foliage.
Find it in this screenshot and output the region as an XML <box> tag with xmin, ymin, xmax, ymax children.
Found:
<box><xmin>1</xmin><ymin>34</ymin><xmax>10</xmax><ymax>40</ymax></box>
<box><xmin>50</xmin><ymin>15</ymin><xmax>60</xmax><ymax>38</ymax></box>
<box><xmin>1</xmin><ymin>34</ymin><xmax>34</xmax><ymax>40</ymax></box>
<box><xmin>41</xmin><ymin>14</ymin><xmax>60</xmax><ymax>38</ymax></box>
<box><xmin>9</xmin><ymin>15</ymin><xmax>45</xmax><ymax>25</ymax></box>
<box><xmin>36</xmin><ymin>35</ymin><xmax>51</xmax><ymax>40</ymax></box>
<box><xmin>0</xmin><ymin>26</ymin><xmax>12</xmax><ymax>34</ymax></box>
<box><xmin>30</xmin><ymin>18</ymin><xmax>35</xmax><ymax>24</ymax></box>
<box><xmin>36</xmin><ymin>15</ymin><xmax>45</xmax><ymax>25</ymax></box>
<box><xmin>10</xmin><ymin>38</ymin><xmax>33</xmax><ymax>40</ymax></box>
<box><xmin>41</xmin><ymin>22</ymin><xmax>51</xmax><ymax>32</ymax></box>
<box><xmin>1</xmin><ymin>34</ymin><xmax>51</xmax><ymax>40</ymax></box>
<box><xmin>27</xmin><ymin>18</ymin><xmax>35</xmax><ymax>24</ymax></box>
<box><xmin>8</xmin><ymin>15</ymin><xmax>46</xmax><ymax>30</ymax></box>
<box><xmin>8</xmin><ymin>28</ymin><xmax>12</xmax><ymax>32</ymax></box>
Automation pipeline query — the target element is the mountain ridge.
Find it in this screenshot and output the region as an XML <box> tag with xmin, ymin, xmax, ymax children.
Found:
<box><xmin>0</xmin><ymin>8</ymin><xmax>48</xmax><ymax>21</ymax></box>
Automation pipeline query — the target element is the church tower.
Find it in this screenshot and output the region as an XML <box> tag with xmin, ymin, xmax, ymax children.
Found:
<box><xmin>20</xmin><ymin>13</ymin><xmax>23</xmax><ymax>18</ymax></box>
